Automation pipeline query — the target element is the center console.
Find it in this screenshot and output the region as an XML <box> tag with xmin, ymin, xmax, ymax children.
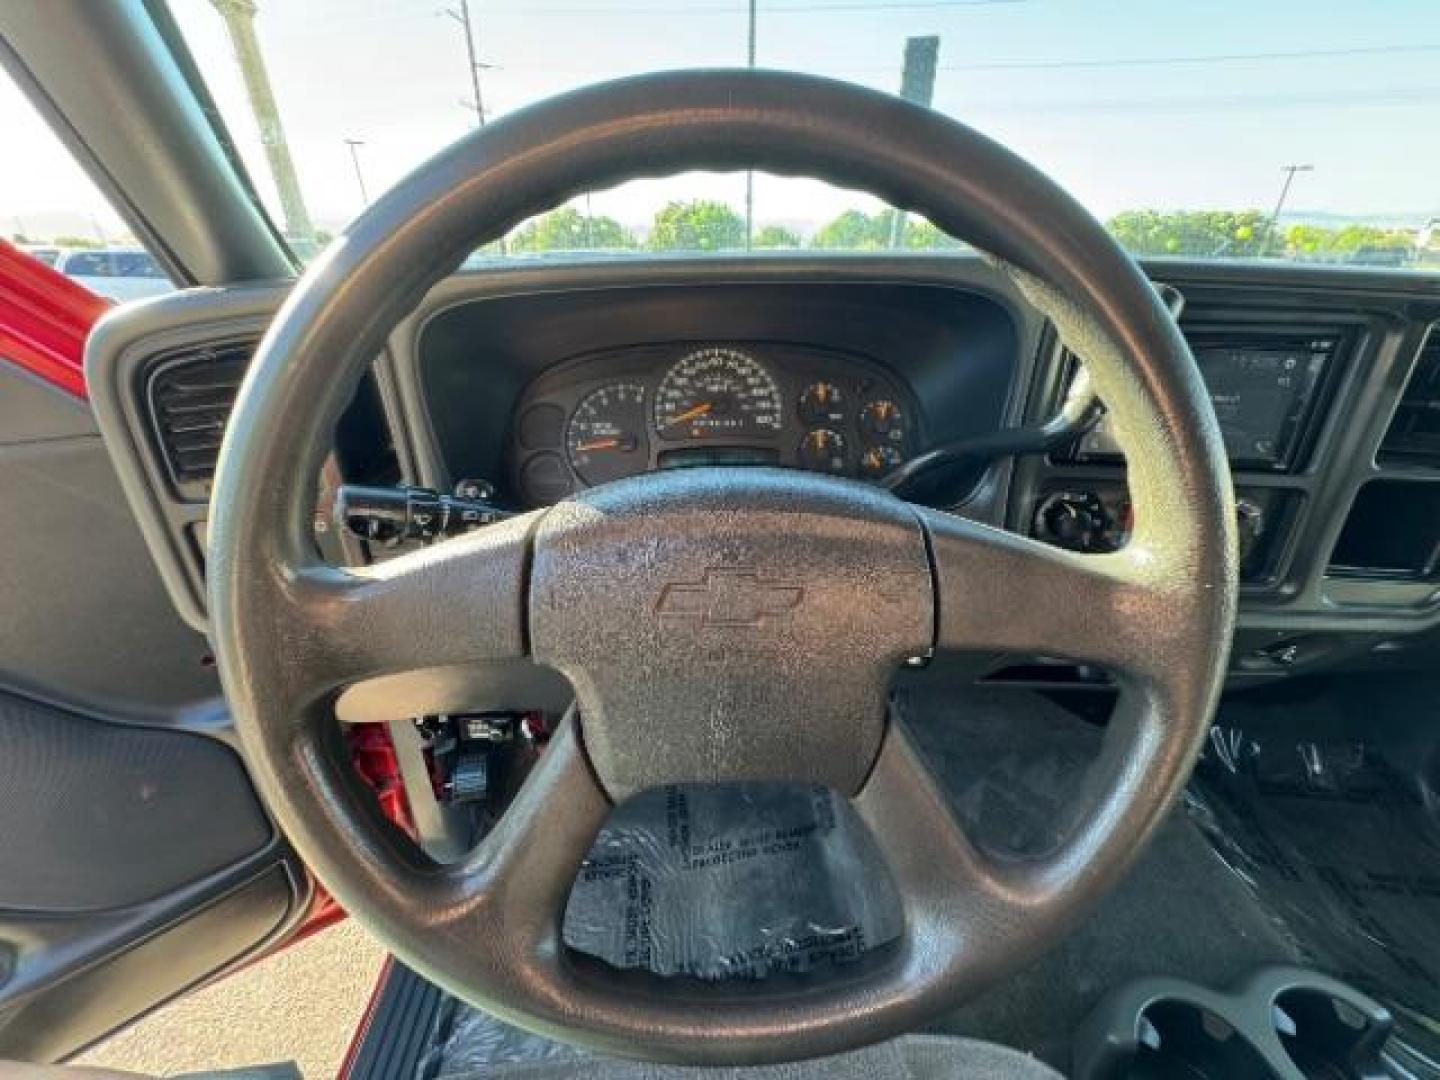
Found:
<box><xmin>1019</xmin><ymin>322</ymin><xmax>1348</xmax><ymax>591</ymax></box>
<box><xmin>1002</xmin><ymin>296</ymin><xmax>1440</xmax><ymax>685</ymax></box>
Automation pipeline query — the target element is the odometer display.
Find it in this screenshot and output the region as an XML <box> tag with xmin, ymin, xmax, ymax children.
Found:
<box><xmin>653</xmin><ymin>348</ymin><xmax>783</xmax><ymax>441</ymax></box>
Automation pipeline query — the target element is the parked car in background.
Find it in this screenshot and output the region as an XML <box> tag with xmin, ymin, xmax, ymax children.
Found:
<box><xmin>1350</xmin><ymin>244</ymin><xmax>1414</xmax><ymax>268</ymax></box>
<box><xmin>55</xmin><ymin>246</ymin><xmax>171</xmax><ymax>301</ymax></box>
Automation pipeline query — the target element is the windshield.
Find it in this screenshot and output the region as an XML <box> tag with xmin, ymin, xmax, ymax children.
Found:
<box><xmin>168</xmin><ymin>0</ymin><xmax>1438</xmax><ymax>269</ymax></box>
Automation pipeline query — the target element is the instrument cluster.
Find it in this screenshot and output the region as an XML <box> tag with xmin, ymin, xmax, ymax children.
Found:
<box><xmin>509</xmin><ymin>343</ymin><xmax>917</xmax><ymax>507</ymax></box>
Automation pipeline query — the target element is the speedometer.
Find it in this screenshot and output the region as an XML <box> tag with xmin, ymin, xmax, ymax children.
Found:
<box><xmin>653</xmin><ymin>348</ymin><xmax>783</xmax><ymax>440</ymax></box>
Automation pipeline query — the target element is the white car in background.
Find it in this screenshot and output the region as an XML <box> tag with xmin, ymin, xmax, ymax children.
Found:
<box><xmin>56</xmin><ymin>246</ymin><xmax>172</xmax><ymax>301</ymax></box>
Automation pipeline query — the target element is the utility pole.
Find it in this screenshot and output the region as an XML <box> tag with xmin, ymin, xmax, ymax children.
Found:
<box><xmin>1261</xmin><ymin>164</ymin><xmax>1313</xmax><ymax>257</ymax></box>
<box><xmin>444</xmin><ymin>0</ymin><xmax>488</xmax><ymax>126</ymax></box>
<box><xmin>889</xmin><ymin>35</ymin><xmax>940</xmax><ymax>249</ymax></box>
<box><xmin>344</xmin><ymin>139</ymin><xmax>369</xmax><ymax>207</ymax></box>
<box><xmin>744</xmin><ymin>0</ymin><xmax>756</xmax><ymax>252</ymax></box>
<box><xmin>211</xmin><ymin>0</ymin><xmax>315</xmax><ymax>244</ymax></box>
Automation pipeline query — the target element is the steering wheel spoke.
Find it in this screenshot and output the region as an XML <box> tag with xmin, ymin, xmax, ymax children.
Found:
<box><xmin>918</xmin><ymin>506</ymin><xmax>1179</xmax><ymax>688</ymax></box>
<box><xmin>281</xmin><ymin>511</ymin><xmax>538</xmax><ymax>705</ymax></box>
<box><xmin>855</xmin><ymin>720</ymin><xmax>1027</xmax><ymax>964</ymax></box>
<box><xmin>414</xmin><ymin>717</ymin><xmax>610</xmax><ymax>969</ymax></box>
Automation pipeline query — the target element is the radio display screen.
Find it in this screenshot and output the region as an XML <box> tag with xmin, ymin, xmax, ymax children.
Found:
<box><xmin>1075</xmin><ymin>336</ymin><xmax>1335</xmax><ymax>471</ymax></box>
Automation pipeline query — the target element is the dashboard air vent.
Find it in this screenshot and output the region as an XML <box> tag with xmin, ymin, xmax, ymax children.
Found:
<box><xmin>1380</xmin><ymin>326</ymin><xmax>1440</xmax><ymax>467</ymax></box>
<box><xmin>147</xmin><ymin>341</ymin><xmax>252</xmax><ymax>501</ymax></box>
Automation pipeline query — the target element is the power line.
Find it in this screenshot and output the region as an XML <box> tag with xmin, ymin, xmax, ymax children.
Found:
<box><xmin>488</xmin><ymin>41</ymin><xmax>1440</xmax><ymax>76</ymax></box>
<box><xmin>470</xmin><ymin>0</ymin><xmax>1025</xmax><ymax>15</ymax></box>
<box><xmin>977</xmin><ymin>85</ymin><xmax>1440</xmax><ymax>117</ymax></box>
<box><xmin>940</xmin><ymin>41</ymin><xmax>1440</xmax><ymax>72</ymax></box>
<box><xmin>312</xmin><ymin>82</ymin><xmax>1440</xmax><ymax>132</ymax></box>
<box><xmin>293</xmin><ymin>0</ymin><xmax>1020</xmax><ymax>34</ymax></box>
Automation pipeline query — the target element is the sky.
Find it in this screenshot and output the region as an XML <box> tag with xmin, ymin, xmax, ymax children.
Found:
<box><xmin>5</xmin><ymin>0</ymin><xmax>1440</xmax><ymax>241</ymax></box>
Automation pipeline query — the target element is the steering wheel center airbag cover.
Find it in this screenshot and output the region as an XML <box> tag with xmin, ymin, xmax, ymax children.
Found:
<box><xmin>531</xmin><ymin>468</ymin><xmax>933</xmax><ymax>799</ymax></box>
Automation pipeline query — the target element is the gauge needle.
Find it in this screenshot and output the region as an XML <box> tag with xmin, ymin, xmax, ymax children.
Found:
<box><xmin>664</xmin><ymin>401</ymin><xmax>713</xmax><ymax>427</ymax></box>
<box><xmin>574</xmin><ymin>437</ymin><xmax>621</xmax><ymax>452</ymax></box>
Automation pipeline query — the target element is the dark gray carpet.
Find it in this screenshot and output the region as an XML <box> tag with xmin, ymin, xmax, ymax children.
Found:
<box><xmin>1188</xmin><ymin>675</ymin><xmax>1440</xmax><ymax>1062</ymax></box>
<box><xmin>439</xmin><ymin>1035</ymin><xmax>1062</xmax><ymax>1080</ymax></box>
<box><xmin>896</xmin><ymin>685</ymin><xmax>1302</xmax><ymax>1070</ymax></box>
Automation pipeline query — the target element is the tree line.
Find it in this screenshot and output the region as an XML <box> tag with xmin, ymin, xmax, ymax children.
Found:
<box><xmin>507</xmin><ymin>201</ymin><xmax>960</xmax><ymax>253</ymax></box>
<box><xmin>505</xmin><ymin>201</ymin><xmax>1421</xmax><ymax>263</ymax></box>
<box><xmin>17</xmin><ymin>204</ymin><xmax>1417</xmax><ymax>265</ymax></box>
<box><xmin>1105</xmin><ymin>210</ymin><xmax>1416</xmax><ymax>262</ymax></box>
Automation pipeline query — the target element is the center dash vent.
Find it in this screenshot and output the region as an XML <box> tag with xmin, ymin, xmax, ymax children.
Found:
<box><xmin>1380</xmin><ymin>325</ymin><xmax>1440</xmax><ymax>467</ymax></box>
<box><xmin>146</xmin><ymin>340</ymin><xmax>253</xmax><ymax>501</ymax></box>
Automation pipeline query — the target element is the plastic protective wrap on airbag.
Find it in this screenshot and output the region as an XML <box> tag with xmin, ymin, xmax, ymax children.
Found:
<box><xmin>421</xmin><ymin>781</ymin><xmax>902</xmax><ymax>1074</ymax></box>
<box><xmin>561</xmin><ymin>782</ymin><xmax>903</xmax><ymax>978</ymax></box>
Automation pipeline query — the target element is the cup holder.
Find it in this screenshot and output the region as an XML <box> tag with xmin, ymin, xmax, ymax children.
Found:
<box><xmin>1271</xmin><ymin>985</ymin><xmax>1390</xmax><ymax>1080</ymax></box>
<box><xmin>1073</xmin><ymin>968</ymin><xmax>1392</xmax><ymax>1080</ymax></box>
<box><xmin>1129</xmin><ymin>1000</ymin><xmax>1276</xmax><ymax>1079</ymax></box>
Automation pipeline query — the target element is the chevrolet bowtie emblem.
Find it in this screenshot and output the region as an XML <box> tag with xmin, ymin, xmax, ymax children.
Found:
<box><xmin>655</xmin><ymin>567</ymin><xmax>804</xmax><ymax>628</ymax></box>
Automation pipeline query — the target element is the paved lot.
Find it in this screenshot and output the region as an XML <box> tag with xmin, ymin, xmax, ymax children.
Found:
<box><xmin>74</xmin><ymin>921</ymin><xmax>387</xmax><ymax>1079</ymax></box>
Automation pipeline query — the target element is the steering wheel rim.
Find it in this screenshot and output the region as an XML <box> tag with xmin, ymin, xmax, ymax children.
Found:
<box><xmin>207</xmin><ymin>69</ymin><xmax>1237</xmax><ymax>1065</ymax></box>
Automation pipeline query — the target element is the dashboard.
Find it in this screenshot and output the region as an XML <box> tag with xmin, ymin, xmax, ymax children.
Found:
<box><xmin>86</xmin><ymin>255</ymin><xmax>1440</xmax><ymax>690</ymax></box>
<box><xmin>412</xmin><ymin>277</ymin><xmax>1019</xmax><ymax>515</ymax></box>
<box><xmin>509</xmin><ymin>342</ymin><xmax>917</xmax><ymax>506</ymax></box>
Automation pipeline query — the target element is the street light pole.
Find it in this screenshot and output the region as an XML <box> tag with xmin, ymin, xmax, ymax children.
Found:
<box><xmin>444</xmin><ymin>0</ymin><xmax>487</xmax><ymax>126</ymax></box>
<box><xmin>211</xmin><ymin>0</ymin><xmax>315</xmax><ymax>244</ymax></box>
<box><xmin>1261</xmin><ymin>164</ymin><xmax>1313</xmax><ymax>257</ymax></box>
<box><xmin>889</xmin><ymin>36</ymin><xmax>940</xmax><ymax>249</ymax></box>
<box><xmin>344</xmin><ymin>138</ymin><xmax>369</xmax><ymax>207</ymax></box>
<box><xmin>744</xmin><ymin>0</ymin><xmax>757</xmax><ymax>252</ymax></box>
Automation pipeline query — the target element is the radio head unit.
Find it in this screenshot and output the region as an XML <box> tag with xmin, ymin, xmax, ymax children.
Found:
<box><xmin>1072</xmin><ymin>331</ymin><xmax>1339</xmax><ymax>471</ymax></box>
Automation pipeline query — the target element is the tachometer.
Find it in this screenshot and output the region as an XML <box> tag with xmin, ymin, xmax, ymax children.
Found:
<box><xmin>653</xmin><ymin>348</ymin><xmax>783</xmax><ymax>440</ymax></box>
<box><xmin>567</xmin><ymin>382</ymin><xmax>648</xmax><ymax>487</ymax></box>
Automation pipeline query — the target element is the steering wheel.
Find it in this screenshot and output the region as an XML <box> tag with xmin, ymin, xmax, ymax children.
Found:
<box><xmin>208</xmin><ymin>71</ymin><xmax>1236</xmax><ymax>1065</ymax></box>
